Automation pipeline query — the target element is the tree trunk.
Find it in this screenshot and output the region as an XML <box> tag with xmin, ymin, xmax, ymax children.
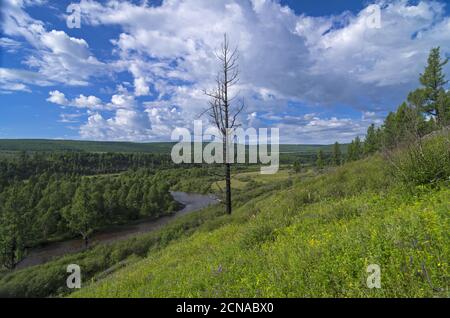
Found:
<box><xmin>223</xmin><ymin>134</ymin><xmax>232</xmax><ymax>215</ymax></box>
<box><xmin>223</xmin><ymin>38</ymin><xmax>232</xmax><ymax>215</ymax></box>
<box><xmin>225</xmin><ymin>162</ymin><xmax>231</xmax><ymax>214</ymax></box>
<box><xmin>83</xmin><ymin>235</ymin><xmax>89</xmax><ymax>248</ymax></box>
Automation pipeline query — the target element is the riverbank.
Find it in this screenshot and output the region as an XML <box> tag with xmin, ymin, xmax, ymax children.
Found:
<box><xmin>15</xmin><ymin>192</ymin><xmax>218</xmax><ymax>270</ymax></box>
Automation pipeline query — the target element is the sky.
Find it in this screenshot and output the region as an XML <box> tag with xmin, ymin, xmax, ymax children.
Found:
<box><xmin>1</xmin><ymin>0</ymin><xmax>450</xmax><ymax>144</ymax></box>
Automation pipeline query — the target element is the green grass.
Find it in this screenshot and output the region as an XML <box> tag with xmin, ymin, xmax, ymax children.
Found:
<box><xmin>72</xmin><ymin>156</ymin><xmax>449</xmax><ymax>297</ymax></box>
<box><xmin>212</xmin><ymin>169</ymin><xmax>293</xmax><ymax>191</ymax></box>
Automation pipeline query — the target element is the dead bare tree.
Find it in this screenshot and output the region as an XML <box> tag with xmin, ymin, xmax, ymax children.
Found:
<box><xmin>201</xmin><ymin>34</ymin><xmax>244</xmax><ymax>214</ymax></box>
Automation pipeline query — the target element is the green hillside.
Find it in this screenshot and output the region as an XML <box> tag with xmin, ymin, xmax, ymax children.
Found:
<box><xmin>71</xmin><ymin>151</ymin><xmax>449</xmax><ymax>297</ymax></box>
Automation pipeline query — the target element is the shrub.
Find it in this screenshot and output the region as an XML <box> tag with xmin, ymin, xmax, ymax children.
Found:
<box><xmin>391</xmin><ymin>132</ymin><xmax>450</xmax><ymax>186</ymax></box>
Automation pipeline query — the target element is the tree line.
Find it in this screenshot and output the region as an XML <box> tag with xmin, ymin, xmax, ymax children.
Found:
<box><xmin>0</xmin><ymin>151</ymin><xmax>173</xmax><ymax>193</ymax></box>
<box><xmin>347</xmin><ymin>47</ymin><xmax>449</xmax><ymax>161</ymax></box>
<box><xmin>312</xmin><ymin>47</ymin><xmax>449</xmax><ymax>168</ymax></box>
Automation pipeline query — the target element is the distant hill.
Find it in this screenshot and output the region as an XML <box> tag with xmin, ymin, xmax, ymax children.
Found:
<box><xmin>0</xmin><ymin>139</ymin><xmax>344</xmax><ymax>154</ymax></box>
<box><xmin>0</xmin><ymin>139</ymin><xmax>175</xmax><ymax>153</ymax></box>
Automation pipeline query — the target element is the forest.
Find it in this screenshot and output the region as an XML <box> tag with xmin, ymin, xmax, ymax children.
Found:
<box><xmin>0</xmin><ymin>166</ymin><xmax>181</xmax><ymax>269</ymax></box>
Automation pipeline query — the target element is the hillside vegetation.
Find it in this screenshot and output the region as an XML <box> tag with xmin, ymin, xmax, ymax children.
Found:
<box><xmin>72</xmin><ymin>146</ymin><xmax>449</xmax><ymax>297</ymax></box>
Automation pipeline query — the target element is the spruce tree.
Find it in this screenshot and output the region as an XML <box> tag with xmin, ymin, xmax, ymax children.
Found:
<box><xmin>419</xmin><ymin>47</ymin><xmax>449</xmax><ymax>125</ymax></box>
<box><xmin>293</xmin><ymin>159</ymin><xmax>302</xmax><ymax>173</ymax></box>
<box><xmin>63</xmin><ymin>180</ymin><xmax>98</xmax><ymax>248</ymax></box>
<box><xmin>316</xmin><ymin>150</ymin><xmax>325</xmax><ymax>170</ymax></box>
<box><xmin>364</xmin><ymin>124</ymin><xmax>378</xmax><ymax>155</ymax></box>
<box><xmin>332</xmin><ymin>142</ymin><xmax>341</xmax><ymax>165</ymax></box>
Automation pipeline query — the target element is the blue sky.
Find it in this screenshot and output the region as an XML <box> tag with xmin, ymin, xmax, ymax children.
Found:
<box><xmin>1</xmin><ymin>0</ymin><xmax>450</xmax><ymax>144</ymax></box>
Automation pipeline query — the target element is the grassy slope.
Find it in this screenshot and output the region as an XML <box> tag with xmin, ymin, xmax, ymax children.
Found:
<box><xmin>73</xmin><ymin>156</ymin><xmax>449</xmax><ymax>297</ymax></box>
<box><xmin>212</xmin><ymin>169</ymin><xmax>293</xmax><ymax>190</ymax></box>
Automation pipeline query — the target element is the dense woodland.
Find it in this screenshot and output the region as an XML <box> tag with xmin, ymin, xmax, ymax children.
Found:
<box><xmin>0</xmin><ymin>154</ymin><xmax>179</xmax><ymax>269</ymax></box>
<box><xmin>0</xmin><ymin>152</ymin><xmax>174</xmax><ymax>192</ymax></box>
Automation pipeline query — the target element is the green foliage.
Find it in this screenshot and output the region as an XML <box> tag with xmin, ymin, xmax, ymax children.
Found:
<box><xmin>316</xmin><ymin>150</ymin><xmax>325</xmax><ymax>170</ymax></box>
<box><xmin>391</xmin><ymin>132</ymin><xmax>450</xmax><ymax>187</ymax></box>
<box><xmin>332</xmin><ymin>142</ymin><xmax>342</xmax><ymax>166</ymax></box>
<box><xmin>347</xmin><ymin>136</ymin><xmax>362</xmax><ymax>162</ymax></box>
<box><xmin>418</xmin><ymin>47</ymin><xmax>449</xmax><ymax>124</ymax></box>
<box><xmin>63</xmin><ymin>180</ymin><xmax>99</xmax><ymax>247</ymax></box>
<box><xmin>0</xmin><ymin>139</ymin><xmax>176</xmax><ymax>153</ymax></box>
<box><xmin>0</xmin><ymin>151</ymin><xmax>174</xmax><ymax>192</ymax></box>
<box><xmin>0</xmin><ymin>186</ymin><xmax>30</xmax><ymax>269</ymax></box>
<box><xmin>293</xmin><ymin>160</ymin><xmax>302</xmax><ymax>173</ymax></box>
<box><xmin>437</xmin><ymin>90</ymin><xmax>450</xmax><ymax>127</ymax></box>
<box><xmin>364</xmin><ymin>124</ymin><xmax>378</xmax><ymax>155</ymax></box>
<box><xmin>0</xmin><ymin>169</ymin><xmax>177</xmax><ymax>258</ymax></box>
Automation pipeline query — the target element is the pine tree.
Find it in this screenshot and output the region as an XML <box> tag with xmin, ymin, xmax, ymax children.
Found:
<box><xmin>353</xmin><ymin>136</ymin><xmax>362</xmax><ymax>160</ymax></box>
<box><xmin>126</xmin><ymin>183</ymin><xmax>141</xmax><ymax>219</ymax></box>
<box><xmin>437</xmin><ymin>89</ymin><xmax>450</xmax><ymax>126</ymax></box>
<box><xmin>63</xmin><ymin>180</ymin><xmax>98</xmax><ymax>248</ymax></box>
<box><xmin>293</xmin><ymin>159</ymin><xmax>302</xmax><ymax>173</ymax></box>
<box><xmin>419</xmin><ymin>47</ymin><xmax>449</xmax><ymax>125</ymax></box>
<box><xmin>332</xmin><ymin>142</ymin><xmax>341</xmax><ymax>165</ymax></box>
<box><xmin>316</xmin><ymin>150</ymin><xmax>325</xmax><ymax>170</ymax></box>
<box><xmin>364</xmin><ymin>124</ymin><xmax>379</xmax><ymax>155</ymax></box>
<box><xmin>382</xmin><ymin>112</ymin><xmax>398</xmax><ymax>149</ymax></box>
<box><xmin>0</xmin><ymin>186</ymin><xmax>29</xmax><ymax>269</ymax></box>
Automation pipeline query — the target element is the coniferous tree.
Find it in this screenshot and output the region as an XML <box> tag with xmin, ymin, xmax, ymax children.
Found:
<box><xmin>354</xmin><ymin>136</ymin><xmax>362</xmax><ymax>160</ymax></box>
<box><xmin>417</xmin><ymin>47</ymin><xmax>449</xmax><ymax>125</ymax></box>
<box><xmin>0</xmin><ymin>186</ymin><xmax>29</xmax><ymax>269</ymax></box>
<box><xmin>316</xmin><ymin>150</ymin><xmax>325</xmax><ymax>170</ymax></box>
<box><xmin>382</xmin><ymin>112</ymin><xmax>398</xmax><ymax>149</ymax></box>
<box><xmin>332</xmin><ymin>142</ymin><xmax>342</xmax><ymax>165</ymax></box>
<box><xmin>437</xmin><ymin>89</ymin><xmax>450</xmax><ymax>126</ymax></box>
<box><xmin>63</xmin><ymin>180</ymin><xmax>98</xmax><ymax>248</ymax></box>
<box><xmin>364</xmin><ymin>124</ymin><xmax>379</xmax><ymax>155</ymax></box>
<box><xmin>293</xmin><ymin>159</ymin><xmax>302</xmax><ymax>173</ymax></box>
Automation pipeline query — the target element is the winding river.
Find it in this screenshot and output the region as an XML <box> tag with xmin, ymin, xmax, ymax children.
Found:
<box><xmin>16</xmin><ymin>192</ymin><xmax>218</xmax><ymax>270</ymax></box>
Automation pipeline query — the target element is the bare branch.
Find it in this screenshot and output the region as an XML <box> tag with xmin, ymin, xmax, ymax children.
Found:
<box><xmin>230</xmin><ymin>99</ymin><xmax>245</xmax><ymax>129</ymax></box>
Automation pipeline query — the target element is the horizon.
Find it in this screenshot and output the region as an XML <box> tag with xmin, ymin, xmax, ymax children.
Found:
<box><xmin>0</xmin><ymin>137</ymin><xmax>337</xmax><ymax>147</ymax></box>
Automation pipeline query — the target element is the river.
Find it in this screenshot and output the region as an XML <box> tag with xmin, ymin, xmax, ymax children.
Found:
<box><xmin>15</xmin><ymin>191</ymin><xmax>218</xmax><ymax>270</ymax></box>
